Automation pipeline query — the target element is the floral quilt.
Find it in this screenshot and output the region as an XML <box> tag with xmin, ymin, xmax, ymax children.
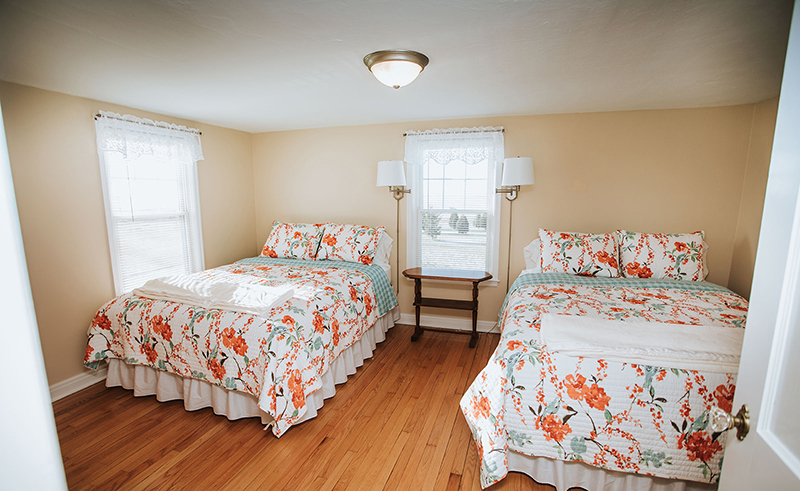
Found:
<box><xmin>460</xmin><ymin>273</ymin><xmax>747</xmax><ymax>488</ymax></box>
<box><xmin>85</xmin><ymin>257</ymin><xmax>397</xmax><ymax>437</ymax></box>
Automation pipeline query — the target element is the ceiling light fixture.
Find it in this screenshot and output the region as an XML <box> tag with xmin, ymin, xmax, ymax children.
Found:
<box><xmin>363</xmin><ymin>50</ymin><xmax>429</xmax><ymax>89</ymax></box>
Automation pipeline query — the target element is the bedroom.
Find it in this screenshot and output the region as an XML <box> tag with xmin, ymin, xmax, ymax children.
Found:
<box><xmin>1</xmin><ymin>0</ymin><xmax>798</xmax><ymax>489</ymax></box>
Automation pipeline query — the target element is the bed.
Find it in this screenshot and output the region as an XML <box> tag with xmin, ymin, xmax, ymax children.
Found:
<box><xmin>460</xmin><ymin>229</ymin><xmax>748</xmax><ymax>490</ymax></box>
<box><xmin>84</xmin><ymin>222</ymin><xmax>399</xmax><ymax>437</ymax></box>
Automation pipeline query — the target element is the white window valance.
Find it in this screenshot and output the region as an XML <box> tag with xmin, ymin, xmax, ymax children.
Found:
<box><xmin>95</xmin><ymin>110</ymin><xmax>204</xmax><ymax>163</ymax></box>
<box><xmin>404</xmin><ymin>126</ymin><xmax>503</xmax><ymax>166</ymax></box>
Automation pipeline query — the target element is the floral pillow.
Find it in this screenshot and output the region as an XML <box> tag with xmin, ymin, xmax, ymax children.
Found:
<box><xmin>317</xmin><ymin>224</ymin><xmax>386</xmax><ymax>265</ymax></box>
<box><xmin>617</xmin><ymin>230</ymin><xmax>706</xmax><ymax>281</ymax></box>
<box><xmin>539</xmin><ymin>229</ymin><xmax>620</xmax><ymax>277</ymax></box>
<box><xmin>260</xmin><ymin>221</ymin><xmax>326</xmax><ymax>260</ymax></box>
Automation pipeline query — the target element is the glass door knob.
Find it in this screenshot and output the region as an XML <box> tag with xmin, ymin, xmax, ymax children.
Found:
<box><xmin>710</xmin><ymin>404</ymin><xmax>750</xmax><ymax>441</ymax></box>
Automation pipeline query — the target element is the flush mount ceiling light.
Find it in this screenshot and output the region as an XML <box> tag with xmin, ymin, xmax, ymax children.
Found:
<box><xmin>363</xmin><ymin>50</ymin><xmax>429</xmax><ymax>89</ymax></box>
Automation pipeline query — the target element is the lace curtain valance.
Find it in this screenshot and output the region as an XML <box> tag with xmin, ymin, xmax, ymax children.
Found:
<box><xmin>404</xmin><ymin>127</ymin><xmax>504</xmax><ymax>166</ymax></box>
<box><xmin>95</xmin><ymin>110</ymin><xmax>204</xmax><ymax>162</ymax></box>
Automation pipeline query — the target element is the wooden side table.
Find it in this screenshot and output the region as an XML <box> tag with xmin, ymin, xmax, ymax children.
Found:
<box><xmin>402</xmin><ymin>267</ymin><xmax>493</xmax><ymax>348</ymax></box>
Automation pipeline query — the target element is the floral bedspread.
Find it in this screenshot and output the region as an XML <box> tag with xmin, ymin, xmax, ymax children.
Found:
<box><xmin>460</xmin><ymin>273</ymin><xmax>747</xmax><ymax>488</ymax></box>
<box><xmin>85</xmin><ymin>257</ymin><xmax>397</xmax><ymax>437</ymax></box>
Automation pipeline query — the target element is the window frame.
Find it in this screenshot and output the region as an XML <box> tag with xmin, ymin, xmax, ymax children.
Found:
<box><xmin>95</xmin><ymin>118</ymin><xmax>205</xmax><ymax>296</ymax></box>
<box><xmin>405</xmin><ymin>129</ymin><xmax>503</xmax><ymax>282</ymax></box>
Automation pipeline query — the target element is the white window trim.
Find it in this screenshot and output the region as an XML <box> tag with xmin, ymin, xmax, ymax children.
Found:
<box><xmin>405</xmin><ymin>127</ymin><xmax>503</xmax><ymax>284</ymax></box>
<box><xmin>95</xmin><ymin>112</ymin><xmax>205</xmax><ymax>295</ymax></box>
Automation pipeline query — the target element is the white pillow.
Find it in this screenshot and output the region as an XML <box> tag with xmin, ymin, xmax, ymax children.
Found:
<box><xmin>523</xmin><ymin>239</ymin><xmax>541</xmax><ymax>272</ymax></box>
<box><xmin>374</xmin><ymin>231</ymin><xmax>393</xmax><ymax>268</ymax></box>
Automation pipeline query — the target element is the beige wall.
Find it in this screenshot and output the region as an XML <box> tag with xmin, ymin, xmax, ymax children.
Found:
<box><xmin>253</xmin><ymin>106</ymin><xmax>763</xmax><ymax>326</ymax></box>
<box><xmin>0</xmin><ymin>82</ymin><xmax>257</xmax><ymax>385</ymax></box>
<box><xmin>727</xmin><ymin>98</ymin><xmax>779</xmax><ymax>299</ymax></box>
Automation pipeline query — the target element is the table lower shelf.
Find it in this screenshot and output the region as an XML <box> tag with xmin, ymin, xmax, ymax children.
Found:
<box><xmin>414</xmin><ymin>297</ymin><xmax>475</xmax><ymax>311</ymax></box>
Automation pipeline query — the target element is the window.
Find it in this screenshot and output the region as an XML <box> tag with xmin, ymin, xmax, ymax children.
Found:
<box><xmin>95</xmin><ymin>111</ymin><xmax>205</xmax><ymax>295</ymax></box>
<box><xmin>405</xmin><ymin>127</ymin><xmax>503</xmax><ymax>277</ymax></box>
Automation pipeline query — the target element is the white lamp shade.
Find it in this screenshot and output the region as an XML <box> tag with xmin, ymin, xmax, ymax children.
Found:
<box><xmin>370</xmin><ymin>61</ymin><xmax>423</xmax><ymax>89</ymax></box>
<box><xmin>377</xmin><ymin>160</ymin><xmax>406</xmax><ymax>187</ymax></box>
<box><xmin>501</xmin><ymin>157</ymin><xmax>535</xmax><ymax>186</ymax></box>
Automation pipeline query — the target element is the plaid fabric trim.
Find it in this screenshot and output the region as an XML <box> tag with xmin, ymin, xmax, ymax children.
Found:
<box><xmin>499</xmin><ymin>272</ymin><xmax>737</xmax><ymax>322</ymax></box>
<box><xmin>236</xmin><ymin>257</ymin><xmax>398</xmax><ymax>317</ymax></box>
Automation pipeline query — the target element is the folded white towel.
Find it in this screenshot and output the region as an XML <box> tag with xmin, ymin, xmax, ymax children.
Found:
<box><xmin>133</xmin><ymin>275</ymin><xmax>215</xmax><ymax>306</ymax></box>
<box><xmin>134</xmin><ymin>275</ymin><xmax>294</xmax><ymax>317</ymax></box>
<box><xmin>206</xmin><ymin>282</ymin><xmax>294</xmax><ymax>317</ymax></box>
<box><xmin>540</xmin><ymin>313</ymin><xmax>744</xmax><ymax>373</ymax></box>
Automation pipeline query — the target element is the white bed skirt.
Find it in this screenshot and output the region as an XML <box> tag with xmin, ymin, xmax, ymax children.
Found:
<box><xmin>105</xmin><ymin>307</ymin><xmax>400</xmax><ymax>430</ymax></box>
<box><xmin>508</xmin><ymin>451</ymin><xmax>718</xmax><ymax>491</ymax></box>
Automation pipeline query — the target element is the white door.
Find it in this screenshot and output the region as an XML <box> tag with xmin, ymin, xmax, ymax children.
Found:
<box><xmin>0</xmin><ymin>109</ymin><xmax>67</xmax><ymax>484</ymax></box>
<box><xmin>718</xmin><ymin>3</ymin><xmax>800</xmax><ymax>489</ymax></box>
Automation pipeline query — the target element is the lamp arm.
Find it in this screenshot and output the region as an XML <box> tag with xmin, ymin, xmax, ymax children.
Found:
<box><xmin>495</xmin><ymin>185</ymin><xmax>520</xmax><ymax>201</ymax></box>
<box><xmin>390</xmin><ymin>186</ymin><xmax>411</xmax><ymax>200</ymax></box>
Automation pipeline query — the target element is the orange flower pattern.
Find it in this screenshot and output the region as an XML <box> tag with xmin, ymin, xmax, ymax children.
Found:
<box><xmin>539</xmin><ymin>229</ymin><xmax>620</xmax><ymax>277</ymax></box>
<box><xmin>617</xmin><ymin>230</ymin><xmax>706</xmax><ymax>281</ymax></box>
<box><xmin>680</xmin><ymin>430</ymin><xmax>723</xmax><ymax>463</ymax></box>
<box><xmin>91</xmin><ymin>312</ymin><xmax>111</xmax><ymax>331</ymax></box>
<box><xmin>459</xmin><ymin>273</ymin><xmax>746</xmax><ymax>487</ymax></box>
<box><xmin>713</xmin><ymin>384</ymin><xmax>734</xmax><ymax>414</ymax></box>
<box><xmin>221</xmin><ymin>327</ymin><xmax>248</xmax><ymax>357</ymax></box>
<box><xmin>538</xmin><ymin>413</ymin><xmax>571</xmax><ymax>442</ymax></box>
<box><xmin>625</xmin><ymin>261</ymin><xmax>654</xmax><ymax>279</ymax></box>
<box><xmin>323</xmin><ymin>235</ymin><xmax>337</xmax><ymax>247</ymax></box>
<box><xmin>84</xmin><ymin>258</ymin><xmax>392</xmax><ymax>437</ymax></box>
<box><xmin>260</xmin><ymin>221</ymin><xmax>326</xmax><ymax>260</ymax></box>
<box><xmin>595</xmin><ymin>250</ymin><xmax>619</xmax><ymax>270</ymax></box>
<box><xmin>151</xmin><ymin>315</ymin><xmax>172</xmax><ymax>343</ymax></box>
<box><xmin>564</xmin><ymin>373</ymin><xmax>611</xmax><ymax>411</ymax></box>
<box><xmin>316</xmin><ymin>223</ymin><xmax>385</xmax><ymax>265</ymax></box>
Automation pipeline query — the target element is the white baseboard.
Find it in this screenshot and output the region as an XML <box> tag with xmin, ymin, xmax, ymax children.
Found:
<box><xmin>398</xmin><ymin>313</ymin><xmax>498</xmax><ymax>333</ymax></box>
<box><xmin>50</xmin><ymin>367</ymin><xmax>107</xmax><ymax>402</ymax></box>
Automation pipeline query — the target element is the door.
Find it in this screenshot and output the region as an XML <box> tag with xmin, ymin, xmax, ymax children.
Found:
<box><xmin>718</xmin><ymin>3</ymin><xmax>800</xmax><ymax>488</ymax></box>
<box><xmin>0</xmin><ymin>107</ymin><xmax>67</xmax><ymax>483</ymax></box>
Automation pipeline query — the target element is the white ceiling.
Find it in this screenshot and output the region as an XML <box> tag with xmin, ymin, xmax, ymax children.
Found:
<box><xmin>0</xmin><ymin>0</ymin><xmax>793</xmax><ymax>133</ymax></box>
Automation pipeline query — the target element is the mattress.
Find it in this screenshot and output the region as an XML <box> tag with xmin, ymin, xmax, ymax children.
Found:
<box><xmin>85</xmin><ymin>256</ymin><xmax>398</xmax><ymax>436</ymax></box>
<box><xmin>460</xmin><ymin>272</ymin><xmax>747</xmax><ymax>489</ymax></box>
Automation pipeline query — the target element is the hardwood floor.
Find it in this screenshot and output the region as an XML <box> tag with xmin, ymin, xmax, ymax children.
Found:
<box><xmin>53</xmin><ymin>324</ymin><xmax>556</xmax><ymax>490</ymax></box>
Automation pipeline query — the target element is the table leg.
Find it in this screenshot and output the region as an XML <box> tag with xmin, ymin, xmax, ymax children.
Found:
<box><xmin>470</xmin><ymin>281</ymin><xmax>478</xmax><ymax>348</ymax></box>
<box><xmin>411</xmin><ymin>278</ymin><xmax>424</xmax><ymax>342</ymax></box>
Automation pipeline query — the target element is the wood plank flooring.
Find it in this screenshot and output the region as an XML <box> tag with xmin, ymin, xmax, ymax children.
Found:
<box><xmin>54</xmin><ymin>324</ymin><xmax>556</xmax><ymax>490</ymax></box>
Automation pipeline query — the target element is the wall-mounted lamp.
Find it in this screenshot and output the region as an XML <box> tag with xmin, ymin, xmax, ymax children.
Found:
<box><xmin>364</xmin><ymin>50</ymin><xmax>430</xmax><ymax>89</ymax></box>
<box><xmin>377</xmin><ymin>160</ymin><xmax>411</xmax><ymax>292</ymax></box>
<box><xmin>495</xmin><ymin>157</ymin><xmax>535</xmax><ymax>201</ymax></box>
<box><xmin>377</xmin><ymin>160</ymin><xmax>411</xmax><ymax>200</ymax></box>
<box><xmin>495</xmin><ymin>157</ymin><xmax>535</xmax><ymax>291</ymax></box>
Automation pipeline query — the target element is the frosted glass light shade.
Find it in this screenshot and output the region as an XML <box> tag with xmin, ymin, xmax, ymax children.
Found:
<box><xmin>370</xmin><ymin>61</ymin><xmax>423</xmax><ymax>89</ymax></box>
<box><xmin>501</xmin><ymin>157</ymin><xmax>535</xmax><ymax>186</ymax></box>
<box><xmin>363</xmin><ymin>50</ymin><xmax>429</xmax><ymax>89</ymax></box>
<box><xmin>377</xmin><ymin>160</ymin><xmax>406</xmax><ymax>187</ymax></box>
